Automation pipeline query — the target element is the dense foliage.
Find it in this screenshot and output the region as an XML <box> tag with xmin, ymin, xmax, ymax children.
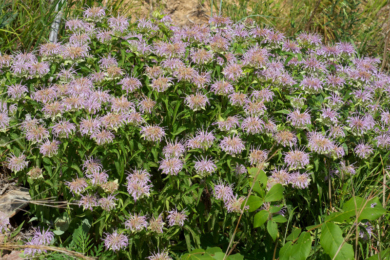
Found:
<box><xmin>0</xmin><ymin>7</ymin><xmax>388</xmax><ymax>260</ymax></box>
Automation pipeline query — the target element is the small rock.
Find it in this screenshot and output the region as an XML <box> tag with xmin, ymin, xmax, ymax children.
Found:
<box><xmin>0</xmin><ymin>187</ymin><xmax>31</xmax><ymax>218</ymax></box>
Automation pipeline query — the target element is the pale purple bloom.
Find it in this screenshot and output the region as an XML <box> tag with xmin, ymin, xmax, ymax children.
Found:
<box><xmin>125</xmin><ymin>169</ymin><xmax>152</xmax><ymax>201</ymax></box>
<box><xmin>269</xmin><ymin>168</ymin><xmax>290</xmax><ymax>185</ymax></box>
<box><xmin>42</xmin><ymin>101</ymin><xmax>64</xmax><ymax>118</ymax></box>
<box><xmin>326</xmin><ymin>75</ymin><xmax>345</xmax><ymax>90</ymax></box>
<box><xmin>91</xmin><ymin>130</ymin><xmax>115</xmax><ymax>145</ymax></box>
<box><xmin>62</xmin><ymin>96</ymin><xmax>85</xmax><ymax>111</ymax></box>
<box><xmin>26</xmin><ymin>125</ymin><xmax>49</xmax><ymax>143</ymax></box>
<box><xmin>347</xmin><ymin>115</ymin><xmax>372</xmax><ymax>135</ymax></box>
<box><xmin>0</xmin><ymin>112</ymin><xmax>10</xmax><ymax>130</ymax></box>
<box><xmin>65</xmin><ymin>178</ymin><xmax>88</xmax><ymax>195</ymax></box>
<box><xmin>161</xmin><ymin>58</ymin><xmax>185</xmax><ymax>72</ymax></box>
<box><xmin>307</xmin><ymin>132</ymin><xmax>335</xmax><ymax>154</ymax></box>
<box><xmin>0</xmin><ymin>211</ymin><xmax>9</xmax><ymax>233</ymax></box>
<box><xmin>0</xmin><ymin>53</ymin><xmax>12</xmax><ymax>68</ymax></box>
<box><xmin>125</xmin><ymin>112</ymin><xmax>145</xmax><ymax>126</ymax></box>
<box><xmin>235</xmin><ymin>164</ymin><xmax>247</xmax><ymax>175</ymax></box>
<box><xmin>328</xmin><ymin>125</ymin><xmax>345</xmax><ymax>139</ymax></box>
<box><xmin>228</xmin><ymin>92</ymin><xmax>247</xmax><ymax>106</ymax></box>
<box><xmin>194</xmin><ymin>156</ymin><xmax>217</xmax><ymax>176</ymax></box>
<box><xmin>80</xmin><ymin>118</ymin><xmax>101</xmax><ymax>136</ymax></box>
<box><xmin>78</xmin><ymin>194</ymin><xmax>98</xmax><ymax>211</ymax></box>
<box><xmin>84</xmin><ymin>6</ymin><xmax>105</xmax><ymax>20</ymax></box>
<box><xmin>149</xmin><ymin>214</ymin><xmax>165</xmax><ymax>234</ymax></box>
<box><xmin>89</xmin><ymin>71</ymin><xmax>106</xmax><ymax>83</ymax></box>
<box><xmin>101</xmin><ymin>113</ymin><xmax>126</xmax><ymax>130</ymax></box>
<box><xmin>154</xmin><ymin>41</ymin><xmax>187</xmax><ymax>58</ymax></box>
<box><xmin>140</xmin><ymin>125</ymin><xmax>165</xmax><ymax>142</ymax></box>
<box><xmin>145</xmin><ymin>65</ymin><xmax>164</xmax><ymax>78</ymax></box>
<box><xmin>65</xmin><ymin>19</ymin><xmax>85</xmax><ymax>31</ymax></box>
<box><xmin>297</xmin><ymin>32</ymin><xmax>322</xmax><ymax>46</ymax></box>
<box><xmin>191</xmin><ymin>49</ymin><xmax>213</xmax><ymax>64</ymax></box>
<box><xmin>209</xmin><ymin>34</ymin><xmax>229</xmax><ymax>52</ymax></box>
<box><xmin>220</xmin><ymin>135</ymin><xmax>245</xmax><ymax>155</ymax></box>
<box><xmin>96</xmin><ymin>29</ymin><xmax>113</xmax><ymax>43</ymax></box>
<box><xmin>225</xmin><ymin>195</ymin><xmax>248</xmax><ymax>213</ymax></box>
<box><xmin>118</xmin><ymin>76</ymin><xmax>142</xmax><ymax>93</ymax></box>
<box><xmin>251</xmin><ymin>88</ymin><xmax>275</xmax><ymax>102</ymax></box>
<box><xmin>249</xmin><ymin>147</ymin><xmax>268</xmax><ymax>165</ymax></box>
<box><xmin>244</xmin><ymin>100</ymin><xmax>266</xmax><ymax>116</ymax></box>
<box><xmin>7</xmin><ymin>83</ymin><xmax>28</xmax><ymax>99</ymax></box>
<box><xmin>211</xmin><ymin>80</ymin><xmax>234</xmax><ymax>95</ymax></box>
<box><xmin>148</xmin><ymin>251</ymin><xmax>172</xmax><ymax>260</ymax></box>
<box><xmin>138</xmin><ymin>97</ymin><xmax>156</xmax><ymax>114</ymax></box>
<box><xmin>159</xmin><ymin>158</ymin><xmax>183</xmax><ymax>175</ymax></box>
<box><xmin>243</xmin><ymin>45</ymin><xmax>269</xmax><ymax>68</ymax></box>
<box><xmin>52</xmin><ymin>120</ymin><xmax>76</xmax><ymax>138</ymax></box>
<box><xmin>214</xmin><ymin>182</ymin><xmax>234</xmax><ymax>202</ymax></box>
<box><xmin>321</xmin><ymin>107</ymin><xmax>339</xmax><ymax>125</ymax></box>
<box><xmin>265</xmin><ymin>30</ymin><xmax>285</xmax><ymax>44</ymax></box>
<box><xmin>354</xmin><ymin>143</ymin><xmax>374</xmax><ymax>159</ymax></box>
<box><xmin>125</xmin><ymin>213</ymin><xmax>148</xmax><ymax>232</ymax></box>
<box><xmin>223</xmin><ymin>63</ymin><xmax>243</xmax><ymax>82</ymax></box>
<box><xmin>174</xmin><ymin>66</ymin><xmax>196</xmax><ymax>82</ymax></box>
<box><xmin>57</xmin><ymin>67</ymin><xmax>76</xmax><ymax>82</ymax></box>
<box><xmin>83</xmin><ymin>98</ymin><xmax>101</xmax><ymax>114</ymax></box>
<box><xmin>215</xmin><ymin>116</ymin><xmax>240</xmax><ymax>131</ymax></box>
<box><xmin>335</xmin><ymin>161</ymin><xmax>356</xmax><ymax>177</ymax></box>
<box><xmin>39</xmin><ymin>140</ymin><xmax>60</xmax><ymax>157</ymax></box>
<box><xmin>92</xmin><ymin>89</ymin><xmax>111</xmax><ymax>103</ymax></box>
<box><xmin>167</xmin><ymin>209</ymin><xmax>187</xmax><ymax>227</ymax></box>
<box><xmin>103</xmin><ymin>231</ymin><xmax>128</xmax><ymax>252</ymax></box>
<box><xmin>28</xmin><ymin>62</ymin><xmax>50</xmax><ymax>76</ymax></box>
<box><xmin>21</xmin><ymin>117</ymin><xmax>40</xmax><ymax>132</ymax></box>
<box><xmin>282</xmin><ymin>40</ymin><xmax>301</xmax><ymax>53</ymax></box>
<box><xmin>24</xmin><ymin>227</ymin><xmax>54</xmax><ymax>257</ymax></box>
<box><xmin>381</xmin><ymin>111</ymin><xmax>390</xmax><ymax>125</ymax></box>
<box><xmin>275</xmin><ymin>130</ymin><xmax>297</xmax><ymax>147</ymax></box>
<box><xmin>288</xmin><ymin>110</ymin><xmax>311</xmax><ymax>128</ymax></box>
<box><xmin>186</xmin><ymin>129</ymin><xmax>215</xmax><ymax>150</ymax></box>
<box><xmin>288</xmin><ymin>172</ymin><xmax>311</xmax><ymax>189</ymax></box>
<box><xmin>210</xmin><ymin>15</ymin><xmax>232</xmax><ymax>26</ymax></box>
<box><xmin>69</xmin><ymin>33</ymin><xmax>90</xmax><ymax>45</ymax></box>
<box><xmin>61</xmin><ymin>43</ymin><xmax>89</xmax><ymax>60</ymax></box>
<box><xmin>163</xmin><ymin>141</ymin><xmax>185</xmax><ymax>158</ymax></box>
<box><xmin>300</xmin><ymin>77</ymin><xmax>323</xmax><ymax>93</ymax></box>
<box><xmin>111</xmin><ymin>96</ymin><xmax>134</xmax><ymax>113</ymax></box>
<box><xmin>108</xmin><ymin>16</ymin><xmax>129</xmax><ymax>32</ymax></box>
<box><xmin>11</xmin><ymin>60</ymin><xmax>29</xmax><ymax>75</ymax></box>
<box><xmin>241</xmin><ymin>117</ymin><xmax>264</xmax><ymax>134</ymax></box>
<box><xmin>326</xmin><ymin>93</ymin><xmax>344</xmax><ymax>110</ymax></box>
<box><xmin>87</xmin><ymin>170</ymin><xmax>108</xmax><ymax>185</ymax></box>
<box><xmin>284</xmin><ymin>149</ymin><xmax>310</xmax><ymax>170</ymax></box>
<box><xmin>338</xmin><ymin>42</ymin><xmax>356</xmax><ymax>56</ymax></box>
<box><xmin>192</xmin><ymin>71</ymin><xmax>211</xmax><ymax>89</ymax></box>
<box><xmin>99</xmin><ymin>55</ymin><xmax>118</xmax><ymax>69</ymax></box>
<box><xmin>185</xmin><ymin>93</ymin><xmax>209</xmax><ymax>110</ymax></box>
<box><xmin>150</xmin><ymin>76</ymin><xmax>173</xmax><ymax>92</ymax></box>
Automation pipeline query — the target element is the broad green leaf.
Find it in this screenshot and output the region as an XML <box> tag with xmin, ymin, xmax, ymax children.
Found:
<box><xmin>205</xmin><ymin>247</ymin><xmax>223</xmax><ymax>255</ymax></box>
<box><xmin>272</xmin><ymin>215</ymin><xmax>287</xmax><ymax>223</ymax></box>
<box><xmin>247</xmin><ymin>195</ymin><xmax>263</xmax><ymax>212</ymax></box>
<box><xmin>264</xmin><ymin>184</ymin><xmax>284</xmax><ymax>202</ymax></box>
<box><xmin>254</xmin><ymin>210</ymin><xmax>269</xmax><ymax>228</ymax></box>
<box><xmin>286</xmin><ymin>228</ymin><xmax>301</xmax><ymax>241</ymax></box>
<box><xmin>320</xmin><ymin>222</ymin><xmax>354</xmax><ymax>260</ymax></box>
<box><xmin>172</xmin><ymin>126</ymin><xmax>187</xmax><ymax>136</ymax></box>
<box><xmin>229</xmin><ymin>253</ymin><xmax>244</xmax><ymax>260</ymax></box>
<box><xmin>366</xmin><ymin>248</ymin><xmax>390</xmax><ymax>260</ymax></box>
<box><xmin>267</xmin><ymin>220</ymin><xmax>278</xmax><ymax>241</ymax></box>
<box><xmin>279</xmin><ymin>242</ymin><xmax>294</xmax><ymax>260</ymax></box>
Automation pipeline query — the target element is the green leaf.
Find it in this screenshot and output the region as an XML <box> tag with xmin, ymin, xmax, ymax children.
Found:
<box><xmin>254</xmin><ymin>210</ymin><xmax>269</xmax><ymax>228</ymax></box>
<box><xmin>264</xmin><ymin>184</ymin><xmax>284</xmax><ymax>202</ymax></box>
<box><xmin>272</xmin><ymin>215</ymin><xmax>287</xmax><ymax>223</ymax></box>
<box><xmin>267</xmin><ymin>220</ymin><xmax>278</xmax><ymax>241</ymax></box>
<box><xmin>229</xmin><ymin>253</ymin><xmax>244</xmax><ymax>260</ymax></box>
<box><xmin>205</xmin><ymin>247</ymin><xmax>223</xmax><ymax>255</ymax></box>
<box><xmin>320</xmin><ymin>222</ymin><xmax>354</xmax><ymax>260</ymax></box>
<box><xmin>286</xmin><ymin>228</ymin><xmax>301</xmax><ymax>241</ymax></box>
<box><xmin>274</xmin><ymin>109</ymin><xmax>291</xmax><ymax>114</ymax></box>
<box><xmin>247</xmin><ymin>195</ymin><xmax>263</xmax><ymax>212</ymax></box>
<box><xmin>172</xmin><ymin>126</ymin><xmax>187</xmax><ymax>136</ymax></box>
<box><xmin>366</xmin><ymin>248</ymin><xmax>390</xmax><ymax>260</ymax></box>
<box><xmin>10</xmin><ymin>221</ymin><xmax>24</xmax><ymax>239</ymax></box>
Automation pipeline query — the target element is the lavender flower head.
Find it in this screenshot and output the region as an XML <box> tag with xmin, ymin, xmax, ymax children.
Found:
<box><xmin>6</xmin><ymin>153</ymin><xmax>28</xmax><ymax>173</ymax></box>
<box><xmin>91</xmin><ymin>129</ymin><xmax>115</xmax><ymax>145</ymax></box>
<box><xmin>65</xmin><ymin>178</ymin><xmax>88</xmax><ymax>195</ymax></box>
<box><xmin>284</xmin><ymin>148</ymin><xmax>310</xmax><ymax>170</ymax></box>
<box><xmin>52</xmin><ymin>120</ymin><xmax>76</xmax><ymax>138</ymax></box>
<box><xmin>87</xmin><ymin>170</ymin><xmax>109</xmax><ymax>186</ymax></box>
<box><xmin>78</xmin><ymin>194</ymin><xmax>98</xmax><ymax>211</ymax></box>
<box><xmin>159</xmin><ymin>158</ymin><xmax>183</xmax><ymax>176</ymax></box>
<box><xmin>163</xmin><ymin>140</ymin><xmax>185</xmax><ymax>158</ymax></box>
<box><xmin>220</xmin><ymin>135</ymin><xmax>245</xmax><ymax>155</ymax></box>
<box><xmin>148</xmin><ymin>251</ymin><xmax>172</xmax><ymax>260</ymax></box>
<box><xmin>185</xmin><ymin>93</ymin><xmax>209</xmax><ymax>111</ymax></box>
<box><xmin>139</xmin><ymin>97</ymin><xmax>156</xmax><ymax>114</ymax></box>
<box><xmin>126</xmin><ymin>169</ymin><xmax>152</xmax><ymax>201</ymax></box>
<box><xmin>7</xmin><ymin>83</ymin><xmax>28</xmax><ymax>99</ymax></box>
<box><xmin>225</xmin><ymin>195</ymin><xmax>248</xmax><ymax>213</ymax></box>
<box><xmin>149</xmin><ymin>214</ymin><xmax>165</xmax><ymax>234</ymax></box>
<box><xmin>354</xmin><ymin>143</ymin><xmax>374</xmax><ymax>159</ymax></box>
<box><xmin>24</xmin><ymin>227</ymin><xmax>54</xmax><ymax>257</ymax></box>
<box><xmin>140</xmin><ymin>125</ymin><xmax>166</xmax><ymax>142</ymax></box>
<box><xmin>288</xmin><ymin>110</ymin><xmax>311</xmax><ymax>128</ymax></box>
<box><xmin>39</xmin><ymin>140</ymin><xmax>60</xmax><ymax>157</ymax></box>
<box><xmin>103</xmin><ymin>231</ymin><xmax>128</xmax><ymax>252</ymax></box>
<box><xmin>125</xmin><ymin>213</ymin><xmax>148</xmax><ymax>232</ymax></box>
<box><xmin>241</xmin><ymin>116</ymin><xmax>264</xmax><ymax>134</ymax></box>
<box><xmin>186</xmin><ymin>129</ymin><xmax>215</xmax><ymax>150</ymax></box>
<box><xmin>194</xmin><ymin>156</ymin><xmax>217</xmax><ymax>177</ymax></box>
<box><xmin>167</xmin><ymin>209</ymin><xmax>187</xmax><ymax>227</ymax></box>
<box><xmin>288</xmin><ymin>172</ymin><xmax>311</xmax><ymax>189</ymax></box>
<box><xmin>214</xmin><ymin>182</ymin><xmax>234</xmax><ymax>202</ymax></box>
<box><xmin>249</xmin><ymin>147</ymin><xmax>268</xmax><ymax>166</ymax></box>
<box><xmin>0</xmin><ymin>211</ymin><xmax>9</xmax><ymax>233</ymax></box>
<box><xmin>215</xmin><ymin>116</ymin><xmax>240</xmax><ymax>131</ymax></box>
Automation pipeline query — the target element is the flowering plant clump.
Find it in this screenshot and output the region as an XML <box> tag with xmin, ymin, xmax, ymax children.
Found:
<box><xmin>0</xmin><ymin>6</ymin><xmax>388</xmax><ymax>259</ymax></box>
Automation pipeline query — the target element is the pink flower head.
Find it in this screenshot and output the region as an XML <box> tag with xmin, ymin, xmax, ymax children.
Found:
<box><xmin>225</xmin><ymin>195</ymin><xmax>248</xmax><ymax>213</ymax></box>
<box><xmin>284</xmin><ymin>148</ymin><xmax>310</xmax><ymax>170</ymax></box>
<box><xmin>167</xmin><ymin>209</ymin><xmax>187</xmax><ymax>227</ymax></box>
<box><xmin>52</xmin><ymin>120</ymin><xmax>76</xmax><ymax>138</ymax></box>
<box><xmin>108</xmin><ymin>16</ymin><xmax>129</xmax><ymax>32</ymax></box>
<box><xmin>220</xmin><ymin>135</ymin><xmax>245</xmax><ymax>155</ymax></box>
<box><xmin>159</xmin><ymin>158</ymin><xmax>183</xmax><ymax>176</ymax></box>
<box><xmin>194</xmin><ymin>156</ymin><xmax>217</xmax><ymax>176</ymax></box>
<box><xmin>214</xmin><ymin>182</ymin><xmax>234</xmax><ymax>202</ymax></box>
<box><xmin>78</xmin><ymin>194</ymin><xmax>98</xmax><ymax>211</ymax></box>
<box><xmin>103</xmin><ymin>231</ymin><xmax>128</xmax><ymax>252</ymax></box>
<box><xmin>125</xmin><ymin>213</ymin><xmax>148</xmax><ymax>232</ymax></box>
<box><xmin>7</xmin><ymin>83</ymin><xmax>28</xmax><ymax>99</ymax></box>
<box><xmin>91</xmin><ymin>129</ymin><xmax>115</xmax><ymax>145</ymax></box>
<box><xmin>185</xmin><ymin>93</ymin><xmax>209</xmax><ymax>111</ymax></box>
<box><xmin>98</xmin><ymin>195</ymin><xmax>117</xmax><ymax>211</ymax></box>
<box><xmin>249</xmin><ymin>147</ymin><xmax>268</xmax><ymax>165</ymax></box>
<box><xmin>215</xmin><ymin>116</ymin><xmax>240</xmax><ymax>131</ymax></box>
<box><xmin>288</xmin><ymin>110</ymin><xmax>311</xmax><ymax>128</ymax></box>
<box><xmin>211</xmin><ymin>80</ymin><xmax>234</xmax><ymax>95</ymax></box>
<box><xmin>288</xmin><ymin>172</ymin><xmax>311</xmax><ymax>189</ymax></box>
<box><xmin>186</xmin><ymin>129</ymin><xmax>215</xmax><ymax>150</ymax></box>
<box><xmin>65</xmin><ymin>178</ymin><xmax>88</xmax><ymax>195</ymax></box>
<box><xmin>241</xmin><ymin>117</ymin><xmax>264</xmax><ymax>134</ymax></box>
<box><xmin>163</xmin><ymin>140</ymin><xmax>185</xmax><ymax>158</ymax></box>
<box><xmin>39</xmin><ymin>140</ymin><xmax>60</xmax><ymax>157</ymax></box>
<box><xmin>140</xmin><ymin>125</ymin><xmax>165</xmax><ymax>142</ymax></box>
<box><xmin>354</xmin><ymin>143</ymin><xmax>373</xmax><ymax>159</ymax></box>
